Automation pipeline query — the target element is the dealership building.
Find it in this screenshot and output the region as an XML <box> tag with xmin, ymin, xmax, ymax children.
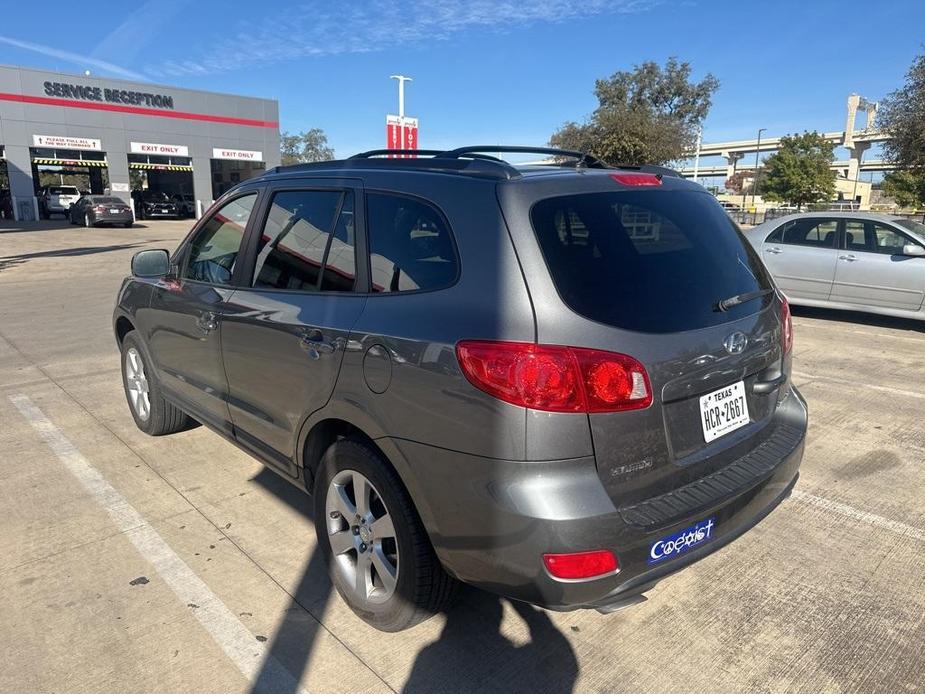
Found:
<box><xmin>0</xmin><ymin>64</ymin><xmax>280</xmax><ymax>221</ymax></box>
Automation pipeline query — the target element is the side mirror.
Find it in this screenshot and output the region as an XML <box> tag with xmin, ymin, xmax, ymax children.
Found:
<box><xmin>132</xmin><ymin>249</ymin><xmax>170</xmax><ymax>278</ymax></box>
<box><xmin>903</xmin><ymin>244</ymin><xmax>925</xmax><ymax>257</ymax></box>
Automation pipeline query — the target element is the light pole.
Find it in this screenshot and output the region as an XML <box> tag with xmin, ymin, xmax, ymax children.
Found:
<box><xmin>692</xmin><ymin>126</ymin><xmax>702</xmax><ymax>183</ymax></box>
<box><xmin>389</xmin><ymin>75</ymin><xmax>413</xmax><ymax>148</ymax></box>
<box><xmin>751</xmin><ymin>128</ymin><xmax>767</xmax><ymax>209</ymax></box>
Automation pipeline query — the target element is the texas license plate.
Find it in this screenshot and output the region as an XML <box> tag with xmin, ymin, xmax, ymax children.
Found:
<box><xmin>109</xmin><ymin>209</ymin><xmax>120</xmax><ymax>214</ymax></box>
<box><xmin>699</xmin><ymin>381</ymin><xmax>749</xmax><ymax>442</ymax></box>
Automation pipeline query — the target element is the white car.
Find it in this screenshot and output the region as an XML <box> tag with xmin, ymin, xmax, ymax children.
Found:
<box><xmin>745</xmin><ymin>212</ymin><xmax>925</xmax><ymax>321</ymax></box>
<box><xmin>40</xmin><ymin>186</ymin><xmax>82</xmax><ymax>218</ymax></box>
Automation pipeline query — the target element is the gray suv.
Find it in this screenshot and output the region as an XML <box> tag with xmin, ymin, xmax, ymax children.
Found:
<box><xmin>113</xmin><ymin>147</ymin><xmax>807</xmax><ymax>631</ymax></box>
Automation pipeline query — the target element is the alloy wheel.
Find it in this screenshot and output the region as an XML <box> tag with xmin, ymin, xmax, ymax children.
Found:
<box><xmin>124</xmin><ymin>347</ymin><xmax>151</xmax><ymax>421</ymax></box>
<box><xmin>325</xmin><ymin>469</ymin><xmax>399</xmax><ymax>606</ymax></box>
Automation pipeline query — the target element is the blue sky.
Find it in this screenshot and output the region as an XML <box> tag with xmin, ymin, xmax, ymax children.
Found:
<box><xmin>1</xmin><ymin>0</ymin><xmax>923</xmax><ymax>163</ymax></box>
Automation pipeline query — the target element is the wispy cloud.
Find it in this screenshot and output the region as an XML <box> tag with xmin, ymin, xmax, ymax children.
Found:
<box><xmin>150</xmin><ymin>0</ymin><xmax>660</xmax><ymax>77</ymax></box>
<box><xmin>91</xmin><ymin>0</ymin><xmax>191</xmax><ymax>65</ymax></box>
<box><xmin>0</xmin><ymin>35</ymin><xmax>146</xmax><ymax>81</ymax></box>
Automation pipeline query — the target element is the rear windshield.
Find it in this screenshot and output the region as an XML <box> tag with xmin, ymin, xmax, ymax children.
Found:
<box><xmin>530</xmin><ymin>190</ymin><xmax>773</xmax><ymax>333</ymax></box>
<box><xmin>91</xmin><ymin>197</ymin><xmax>123</xmax><ymax>204</ymax></box>
<box><xmin>50</xmin><ymin>186</ymin><xmax>79</xmax><ymax>195</ymax></box>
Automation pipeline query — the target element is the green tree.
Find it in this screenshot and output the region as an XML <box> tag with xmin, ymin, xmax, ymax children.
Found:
<box><xmin>759</xmin><ymin>132</ymin><xmax>836</xmax><ymax>208</ymax></box>
<box><xmin>550</xmin><ymin>58</ymin><xmax>719</xmax><ymax>166</ymax></box>
<box><xmin>280</xmin><ymin>128</ymin><xmax>335</xmax><ymax>165</ymax></box>
<box><xmin>881</xmin><ymin>170</ymin><xmax>925</xmax><ymax>208</ymax></box>
<box><xmin>879</xmin><ymin>52</ymin><xmax>925</xmax><ymax>171</ymax></box>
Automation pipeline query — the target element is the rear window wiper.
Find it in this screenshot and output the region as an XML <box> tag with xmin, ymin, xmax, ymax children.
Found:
<box><xmin>715</xmin><ymin>288</ymin><xmax>773</xmax><ymax>312</ymax></box>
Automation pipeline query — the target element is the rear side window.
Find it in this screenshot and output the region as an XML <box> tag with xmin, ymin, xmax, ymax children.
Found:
<box><xmin>252</xmin><ymin>190</ymin><xmax>356</xmax><ymax>292</ymax></box>
<box><xmin>530</xmin><ymin>190</ymin><xmax>773</xmax><ymax>333</ymax></box>
<box><xmin>366</xmin><ymin>193</ymin><xmax>458</xmax><ymax>293</ymax></box>
<box><xmin>768</xmin><ymin>218</ymin><xmax>838</xmax><ymax>248</ymax></box>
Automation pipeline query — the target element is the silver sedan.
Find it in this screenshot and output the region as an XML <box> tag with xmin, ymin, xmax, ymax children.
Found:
<box><xmin>744</xmin><ymin>212</ymin><xmax>925</xmax><ymax>321</ymax></box>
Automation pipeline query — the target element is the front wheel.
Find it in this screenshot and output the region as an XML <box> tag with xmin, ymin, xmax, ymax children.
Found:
<box><xmin>314</xmin><ymin>439</ymin><xmax>457</xmax><ymax>632</ymax></box>
<box><xmin>120</xmin><ymin>331</ymin><xmax>192</xmax><ymax>435</ymax></box>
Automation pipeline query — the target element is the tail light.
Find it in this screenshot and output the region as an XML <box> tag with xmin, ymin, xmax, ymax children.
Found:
<box><xmin>543</xmin><ymin>550</ymin><xmax>619</xmax><ymax>579</ymax></box>
<box><xmin>455</xmin><ymin>341</ymin><xmax>652</xmax><ymax>413</ymax></box>
<box><xmin>94</xmin><ymin>205</ymin><xmax>108</xmax><ymax>213</ymax></box>
<box><xmin>780</xmin><ymin>297</ymin><xmax>793</xmax><ymax>354</ymax></box>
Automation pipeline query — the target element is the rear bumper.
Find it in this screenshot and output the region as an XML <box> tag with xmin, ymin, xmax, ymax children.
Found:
<box><xmin>392</xmin><ymin>386</ymin><xmax>807</xmax><ymax>611</ymax></box>
<box><xmin>93</xmin><ymin>212</ymin><xmax>133</xmax><ymax>224</ymax></box>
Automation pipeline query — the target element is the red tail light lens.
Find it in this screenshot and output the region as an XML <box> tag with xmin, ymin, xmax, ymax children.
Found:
<box><xmin>610</xmin><ymin>172</ymin><xmax>662</xmax><ymax>187</ymax></box>
<box><xmin>543</xmin><ymin>550</ymin><xmax>619</xmax><ymax>579</ymax></box>
<box><xmin>94</xmin><ymin>205</ymin><xmax>108</xmax><ymax>213</ymax></box>
<box><xmin>455</xmin><ymin>341</ymin><xmax>652</xmax><ymax>413</ymax></box>
<box><xmin>780</xmin><ymin>297</ymin><xmax>793</xmax><ymax>354</ymax></box>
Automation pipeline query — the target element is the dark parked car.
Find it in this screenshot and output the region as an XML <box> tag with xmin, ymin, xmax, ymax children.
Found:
<box><xmin>140</xmin><ymin>190</ymin><xmax>180</xmax><ymax>219</ymax></box>
<box><xmin>0</xmin><ymin>188</ymin><xmax>12</xmax><ymax>219</ymax></box>
<box><xmin>69</xmin><ymin>195</ymin><xmax>133</xmax><ymax>227</ymax></box>
<box><xmin>171</xmin><ymin>193</ymin><xmax>196</xmax><ymax>218</ymax></box>
<box><xmin>113</xmin><ymin>146</ymin><xmax>807</xmax><ymax>632</ymax></box>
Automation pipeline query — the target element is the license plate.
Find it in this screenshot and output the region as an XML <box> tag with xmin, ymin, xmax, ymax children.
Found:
<box><xmin>648</xmin><ymin>516</ymin><xmax>716</xmax><ymax>564</ymax></box>
<box><xmin>109</xmin><ymin>209</ymin><xmax>120</xmax><ymax>214</ymax></box>
<box><xmin>699</xmin><ymin>381</ymin><xmax>749</xmax><ymax>442</ymax></box>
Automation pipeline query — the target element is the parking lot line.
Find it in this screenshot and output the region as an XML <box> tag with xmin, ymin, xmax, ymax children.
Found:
<box><xmin>9</xmin><ymin>393</ymin><xmax>310</xmax><ymax>694</ymax></box>
<box><xmin>792</xmin><ymin>490</ymin><xmax>925</xmax><ymax>544</ymax></box>
<box><xmin>792</xmin><ymin>371</ymin><xmax>925</xmax><ymax>401</ymax></box>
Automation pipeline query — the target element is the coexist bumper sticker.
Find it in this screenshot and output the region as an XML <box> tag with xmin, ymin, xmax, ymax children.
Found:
<box><xmin>648</xmin><ymin>517</ymin><xmax>716</xmax><ymax>565</ymax></box>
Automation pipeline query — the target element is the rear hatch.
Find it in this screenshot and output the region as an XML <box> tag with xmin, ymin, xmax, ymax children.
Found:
<box><xmin>49</xmin><ymin>186</ymin><xmax>80</xmax><ymax>209</ymax></box>
<box><xmin>516</xmin><ymin>177</ymin><xmax>790</xmax><ymax>517</ymax></box>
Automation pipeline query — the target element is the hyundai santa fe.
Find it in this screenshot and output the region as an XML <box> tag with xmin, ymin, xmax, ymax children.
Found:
<box><xmin>113</xmin><ymin>146</ymin><xmax>807</xmax><ymax>632</ymax></box>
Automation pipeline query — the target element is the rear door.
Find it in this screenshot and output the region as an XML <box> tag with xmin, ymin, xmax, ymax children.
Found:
<box><xmin>219</xmin><ymin>180</ymin><xmax>367</xmax><ymax>470</ymax></box>
<box><xmin>831</xmin><ymin>219</ymin><xmax>925</xmax><ymax>310</ymax></box>
<box><xmin>510</xmin><ymin>182</ymin><xmax>789</xmax><ymax>509</ymax></box>
<box><xmin>759</xmin><ymin>217</ymin><xmax>840</xmax><ymax>301</ymax></box>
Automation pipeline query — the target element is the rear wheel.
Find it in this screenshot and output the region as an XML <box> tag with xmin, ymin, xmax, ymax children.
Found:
<box><xmin>120</xmin><ymin>331</ymin><xmax>192</xmax><ymax>436</ymax></box>
<box><xmin>314</xmin><ymin>439</ymin><xmax>457</xmax><ymax>632</ymax></box>
<box><xmin>84</xmin><ymin>213</ymin><xmax>93</xmax><ymax>228</ymax></box>
<box><xmin>123</xmin><ymin>221</ymin><xmax>133</xmax><ymax>228</ymax></box>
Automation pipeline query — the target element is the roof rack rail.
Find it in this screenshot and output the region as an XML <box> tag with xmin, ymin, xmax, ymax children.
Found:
<box><xmin>442</xmin><ymin>146</ymin><xmax>609</xmax><ymax>169</ymax></box>
<box><xmin>350</xmin><ymin>148</ymin><xmax>508</xmax><ymax>163</ymax></box>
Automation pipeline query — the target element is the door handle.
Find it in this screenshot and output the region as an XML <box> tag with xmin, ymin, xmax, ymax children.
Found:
<box><xmin>765</xmin><ymin>247</ymin><xmax>782</xmax><ymax>255</ymax></box>
<box><xmin>838</xmin><ymin>254</ymin><xmax>859</xmax><ymax>262</ymax></box>
<box><xmin>196</xmin><ymin>312</ymin><xmax>219</xmax><ymax>333</ymax></box>
<box><xmin>299</xmin><ymin>329</ymin><xmax>336</xmax><ymax>356</ymax></box>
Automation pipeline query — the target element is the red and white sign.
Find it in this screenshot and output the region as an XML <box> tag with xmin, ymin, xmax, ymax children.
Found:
<box><xmin>212</xmin><ymin>147</ymin><xmax>263</xmax><ymax>161</ymax></box>
<box><xmin>33</xmin><ymin>134</ymin><xmax>101</xmax><ymax>151</ymax></box>
<box><xmin>385</xmin><ymin>115</ymin><xmax>419</xmax><ymax>157</ymax></box>
<box><xmin>130</xmin><ymin>141</ymin><xmax>189</xmax><ymax>157</ymax></box>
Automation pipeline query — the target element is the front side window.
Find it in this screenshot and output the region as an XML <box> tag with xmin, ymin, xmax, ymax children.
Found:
<box><xmin>871</xmin><ymin>223</ymin><xmax>912</xmax><ymax>255</ymax></box>
<box><xmin>366</xmin><ymin>193</ymin><xmax>458</xmax><ymax>293</ymax></box>
<box><xmin>252</xmin><ymin>190</ymin><xmax>356</xmax><ymax>292</ymax></box>
<box><xmin>182</xmin><ymin>193</ymin><xmax>256</xmax><ymax>285</ymax></box>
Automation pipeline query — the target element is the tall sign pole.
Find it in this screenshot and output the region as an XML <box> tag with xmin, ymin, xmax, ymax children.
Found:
<box><xmin>387</xmin><ymin>75</ymin><xmax>418</xmax><ymax>158</ymax></box>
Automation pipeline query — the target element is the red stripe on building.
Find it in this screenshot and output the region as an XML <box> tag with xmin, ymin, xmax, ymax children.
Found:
<box><xmin>0</xmin><ymin>92</ymin><xmax>278</xmax><ymax>129</ymax></box>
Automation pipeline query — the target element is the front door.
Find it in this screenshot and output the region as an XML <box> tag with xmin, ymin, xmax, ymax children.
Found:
<box><xmin>830</xmin><ymin>219</ymin><xmax>925</xmax><ymax>311</ymax></box>
<box><xmin>220</xmin><ymin>182</ymin><xmax>367</xmax><ymax>467</ymax></box>
<box><xmin>760</xmin><ymin>217</ymin><xmax>840</xmax><ymax>301</ymax></box>
<box><xmin>144</xmin><ymin>192</ymin><xmax>259</xmax><ymax>432</ymax></box>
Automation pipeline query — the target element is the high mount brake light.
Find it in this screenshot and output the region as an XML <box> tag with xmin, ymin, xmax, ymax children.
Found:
<box><xmin>543</xmin><ymin>550</ymin><xmax>619</xmax><ymax>579</ymax></box>
<box><xmin>781</xmin><ymin>297</ymin><xmax>793</xmax><ymax>354</ymax></box>
<box><xmin>610</xmin><ymin>172</ymin><xmax>662</xmax><ymax>187</ymax></box>
<box><xmin>455</xmin><ymin>341</ymin><xmax>652</xmax><ymax>414</ymax></box>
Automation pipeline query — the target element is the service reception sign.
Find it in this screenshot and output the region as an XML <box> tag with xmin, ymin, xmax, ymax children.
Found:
<box><xmin>130</xmin><ymin>142</ymin><xmax>189</xmax><ymax>157</ymax></box>
<box><xmin>33</xmin><ymin>134</ymin><xmax>102</xmax><ymax>151</ymax></box>
<box><xmin>212</xmin><ymin>148</ymin><xmax>262</xmax><ymax>161</ymax></box>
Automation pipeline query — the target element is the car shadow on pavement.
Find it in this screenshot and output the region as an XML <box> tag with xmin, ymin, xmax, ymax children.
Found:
<box><xmin>0</xmin><ymin>243</ymin><xmax>153</xmax><ymax>272</ymax></box>
<box><xmin>791</xmin><ymin>304</ymin><xmax>925</xmax><ymax>332</ymax></box>
<box><xmin>248</xmin><ymin>468</ymin><xmax>579</xmax><ymax>694</ymax></box>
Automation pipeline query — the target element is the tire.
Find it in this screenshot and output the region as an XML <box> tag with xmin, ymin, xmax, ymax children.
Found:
<box><xmin>84</xmin><ymin>213</ymin><xmax>93</xmax><ymax>228</ymax></box>
<box><xmin>314</xmin><ymin>439</ymin><xmax>458</xmax><ymax>632</ymax></box>
<box><xmin>120</xmin><ymin>331</ymin><xmax>192</xmax><ymax>436</ymax></box>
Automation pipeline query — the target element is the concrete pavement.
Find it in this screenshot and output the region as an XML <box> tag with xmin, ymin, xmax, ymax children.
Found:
<box><xmin>1</xmin><ymin>219</ymin><xmax>923</xmax><ymax>693</ymax></box>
